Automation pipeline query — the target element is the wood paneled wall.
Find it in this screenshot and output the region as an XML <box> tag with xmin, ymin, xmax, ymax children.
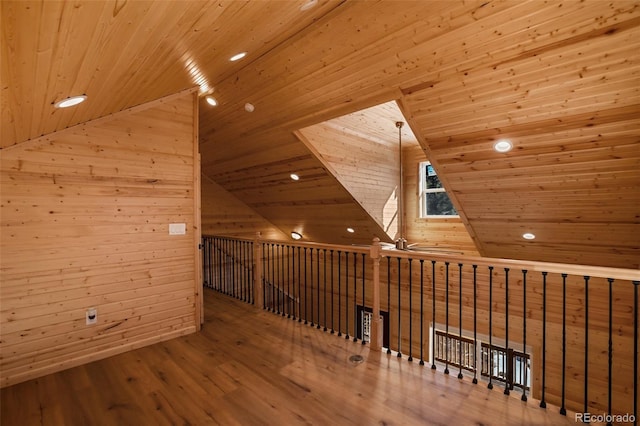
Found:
<box><xmin>0</xmin><ymin>90</ymin><xmax>200</xmax><ymax>387</ymax></box>
<box><xmin>403</xmin><ymin>145</ymin><xmax>479</xmax><ymax>256</ymax></box>
<box><xmin>201</xmin><ymin>174</ymin><xmax>287</xmax><ymax>240</ymax></box>
<box><xmin>298</xmin><ymin>122</ymin><xmax>399</xmax><ymax>239</ymax></box>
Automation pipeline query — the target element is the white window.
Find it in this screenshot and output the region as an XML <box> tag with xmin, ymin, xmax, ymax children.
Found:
<box><xmin>419</xmin><ymin>161</ymin><xmax>458</xmax><ymax>218</ymax></box>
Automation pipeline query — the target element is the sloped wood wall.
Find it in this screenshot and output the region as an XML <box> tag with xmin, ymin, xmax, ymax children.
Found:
<box><xmin>201</xmin><ymin>174</ymin><xmax>287</xmax><ymax>240</ymax></box>
<box><xmin>0</xmin><ymin>90</ymin><xmax>200</xmax><ymax>387</ymax></box>
<box><xmin>298</xmin><ymin>123</ymin><xmax>399</xmax><ymax>239</ymax></box>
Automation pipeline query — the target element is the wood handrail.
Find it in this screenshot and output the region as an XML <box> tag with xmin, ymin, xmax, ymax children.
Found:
<box><xmin>205</xmin><ymin>234</ymin><xmax>639</xmax><ymax>281</ymax></box>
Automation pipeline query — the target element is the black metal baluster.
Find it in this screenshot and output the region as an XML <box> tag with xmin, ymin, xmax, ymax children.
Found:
<box><xmin>345</xmin><ymin>253</ymin><xmax>349</xmax><ymax>339</ymax></box>
<box><xmin>522</xmin><ymin>269</ymin><xmax>528</xmax><ymax>401</ymax></box>
<box><xmin>304</xmin><ymin>247</ymin><xmax>308</xmax><ymax>324</ymax></box>
<box><xmin>584</xmin><ymin>275</ymin><xmax>590</xmax><ymax>419</ymax></box>
<box><xmin>397</xmin><ymin>257</ymin><xmax>402</xmax><ymax>358</ymax></box>
<box><xmin>219</xmin><ymin>238</ymin><xmax>223</xmax><ymax>293</ymax></box>
<box><xmin>227</xmin><ymin>238</ymin><xmax>231</xmax><ymax>296</ymax></box>
<box><xmin>276</xmin><ymin>244</ymin><xmax>281</xmax><ymax>314</ymax></box>
<box><xmin>338</xmin><ymin>251</ymin><xmax>342</xmax><ymax>336</ymax></box>
<box><xmin>408</xmin><ymin>258</ymin><xmax>413</xmax><ymax>361</ymax></box>
<box><xmin>249</xmin><ymin>241</ymin><xmax>253</xmax><ymax>303</ymax></box>
<box><xmin>560</xmin><ymin>273</ymin><xmax>567</xmax><ymax>416</ymax></box>
<box><xmin>431</xmin><ymin>260</ymin><xmax>436</xmax><ymax>369</ymax></box>
<box><xmin>504</xmin><ymin>268</ymin><xmax>510</xmax><ymax>396</ymax></box>
<box><xmin>317</xmin><ymin>249</ymin><xmax>321</xmax><ymax>329</ymax></box>
<box><xmin>362</xmin><ymin>253</ymin><xmax>366</xmax><ymax>345</ymax></box>
<box><xmin>540</xmin><ymin>272</ymin><xmax>548</xmax><ymax>408</ymax></box>
<box><xmin>235</xmin><ymin>240</ymin><xmax>239</xmax><ymax>299</ymax></box>
<box><xmin>330</xmin><ymin>250</ymin><xmax>334</xmax><ymax>333</ymax></box>
<box><xmin>234</xmin><ymin>240</ymin><xmax>238</xmax><ymax>298</ymax></box>
<box><xmin>222</xmin><ymin>238</ymin><xmax>226</xmax><ymax>294</ymax></box>
<box><xmin>353</xmin><ymin>252</ymin><xmax>358</xmax><ymax>341</ymax></box>
<box><xmin>388</xmin><ymin>257</ymin><xmax>392</xmax><ymax>354</ymax></box>
<box><xmin>272</xmin><ymin>244</ymin><xmax>277</xmax><ymax>312</ymax></box>
<box><xmin>209</xmin><ymin>238</ymin><xmax>214</xmax><ymax>292</ymax></box>
<box><xmin>633</xmin><ymin>281</ymin><xmax>639</xmax><ymax>426</ymax></box>
<box><xmin>297</xmin><ymin>247</ymin><xmax>302</xmax><ymax>322</ymax></box>
<box><xmin>240</xmin><ymin>241</ymin><xmax>245</xmax><ymax>301</ymax></box>
<box><xmin>291</xmin><ymin>245</ymin><xmax>296</xmax><ymax>320</ymax></box>
<box><xmin>262</xmin><ymin>243</ymin><xmax>267</xmax><ymax>309</ymax></box>
<box><xmin>324</xmin><ymin>249</ymin><xmax>328</xmax><ymax>331</ymax></box>
<box><xmin>280</xmin><ymin>244</ymin><xmax>289</xmax><ymax>316</ymax></box>
<box><xmin>420</xmin><ymin>259</ymin><xmax>425</xmax><ymax>365</ymax></box>
<box><xmin>458</xmin><ymin>263</ymin><xmax>463</xmax><ymax>380</ymax></box>
<box><xmin>230</xmin><ymin>239</ymin><xmax>234</xmax><ymax>297</ymax></box>
<box><xmin>472</xmin><ymin>265</ymin><xmax>478</xmax><ymax>384</ymax></box>
<box><xmin>202</xmin><ymin>237</ymin><xmax>208</xmax><ymax>288</ymax></box>
<box><xmin>247</xmin><ymin>241</ymin><xmax>250</xmax><ymax>303</ymax></box>
<box><xmin>488</xmin><ymin>266</ymin><xmax>494</xmax><ymax>390</ymax></box>
<box><xmin>310</xmin><ymin>247</ymin><xmax>314</xmax><ymax>326</ymax></box>
<box><xmin>607</xmin><ymin>278</ymin><xmax>614</xmax><ymax>426</ymax></box>
<box><xmin>287</xmin><ymin>245</ymin><xmax>291</xmax><ymax>317</ymax></box>
<box><xmin>228</xmin><ymin>238</ymin><xmax>232</xmax><ymax>296</ymax></box>
<box><xmin>444</xmin><ymin>262</ymin><xmax>450</xmax><ymax>374</ymax></box>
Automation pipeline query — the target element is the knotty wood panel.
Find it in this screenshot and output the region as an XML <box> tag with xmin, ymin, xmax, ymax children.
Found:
<box><xmin>298</xmin><ymin>108</ymin><xmax>401</xmax><ymax>239</ymax></box>
<box><xmin>0</xmin><ymin>91</ymin><xmax>200</xmax><ymax>387</ymax></box>
<box><xmin>0</xmin><ymin>0</ymin><xmax>343</xmax><ymax>148</ymax></box>
<box><xmin>399</xmin><ymin>12</ymin><xmax>640</xmax><ymax>268</ymax></box>
<box><xmin>3</xmin><ymin>0</ymin><xmax>639</xmax><ymax>268</ymax></box>
<box><xmin>201</xmin><ymin>174</ymin><xmax>287</xmax><ymax>240</ymax></box>
<box><xmin>205</xmin><ymin>129</ymin><xmax>392</xmax><ymax>246</ymax></box>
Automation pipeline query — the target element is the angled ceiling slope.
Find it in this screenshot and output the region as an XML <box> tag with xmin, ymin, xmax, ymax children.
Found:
<box><xmin>297</xmin><ymin>102</ymin><xmax>420</xmax><ymax>241</ymax></box>
<box><xmin>3</xmin><ymin>1</ymin><xmax>639</xmax><ymax>267</ymax></box>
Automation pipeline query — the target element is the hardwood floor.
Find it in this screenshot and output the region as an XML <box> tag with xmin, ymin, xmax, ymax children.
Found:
<box><xmin>1</xmin><ymin>288</ymin><xmax>575</xmax><ymax>425</ymax></box>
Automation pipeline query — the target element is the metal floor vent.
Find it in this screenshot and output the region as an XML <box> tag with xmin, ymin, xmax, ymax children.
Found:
<box><xmin>349</xmin><ymin>354</ymin><xmax>364</xmax><ymax>364</ymax></box>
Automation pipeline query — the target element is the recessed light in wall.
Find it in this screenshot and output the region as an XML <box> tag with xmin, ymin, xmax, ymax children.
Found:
<box><xmin>493</xmin><ymin>139</ymin><xmax>513</xmax><ymax>153</ymax></box>
<box><xmin>522</xmin><ymin>233</ymin><xmax>536</xmax><ymax>240</ymax></box>
<box><xmin>300</xmin><ymin>0</ymin><xmax>318</xmax><ymax>11</ymax></box>
<box><xmin>290</xmin><ymin>173</ymin><xmax>300</xmax><ymax>181</ymax></box>
<box><xmin>346</xmin><ymin>227</ymin><xmax>355</xmax><ymax>233</ymax></box>
<box><xmin>291</xmin><ymin>231</ymin><xmax>303</xmax><ymax>240</ymax></box>
<box><xmin>205</xmin><ymin>95</ymin><xmax>218</xmax><ymax>106</ymax></box>
<box><xmin>244</xmin><ymin>103</ymin><xmax>255</xmax><ymax>112</ymax></box>
<box><xmin>230</xmin><ymin>52</ymin><xmax>247</xmax><ymax>62</ymax></box>
<box><xmin>53</xmin><ymin>95</ymin><xmax>87</xmax><ymax>109</ymax></box>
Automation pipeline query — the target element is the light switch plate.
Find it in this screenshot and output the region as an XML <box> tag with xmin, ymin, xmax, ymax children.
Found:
<box><xmin>169</xmin><ymin>223</ymin><xmax>186</xmax><ymax>235</ymax></box>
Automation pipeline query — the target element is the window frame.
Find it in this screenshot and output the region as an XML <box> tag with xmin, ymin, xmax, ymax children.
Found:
<box><xmin>418</xmin><ymin>161</ymin><xmax>459</xmax><ymax>219</ymax></box>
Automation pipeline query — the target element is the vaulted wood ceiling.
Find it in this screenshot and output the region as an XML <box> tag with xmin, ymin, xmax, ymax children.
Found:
<box><xmin>2</xmin><ymin>1</ymin><xmax>639</xmax><ymax>268</ymax></box>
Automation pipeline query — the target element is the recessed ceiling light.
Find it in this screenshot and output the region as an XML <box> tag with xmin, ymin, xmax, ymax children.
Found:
<box><xmin>300</xmin><ymin>0</ymin><xmax>318</xmax><ymax>11</ymax></box>
<box><xmin>494</xmin><ymin>139</ymin><xmax>513</xmax><ymax>153</ymax></box>
<box><xmin>205</xmin><ymin>95</ymin><xmax>217</xmax><ymax>106</ymax></box>
<box><xmin>291</xmin><ymin>231</ymin><xmax>302</xmax><ymax>240</ymax></box>
<box><xmin>522</xmin><ymin>233</ymin><xmax>536</xmax><ymax>240</ymax></box>
<box><xmin>230</xmin><ymin>52</ymin><xmax>247</xmax><ymax>62</ymax></box>
<box><xmin>290</xmin><ymin>173</ymin><xmax>300</xmax><ymax>181</ymax></box>
<box><xmin>244</xmin><ymin>103</ymin><xmax>255</xmax><ymax>112</ymax></box>
<box><xmin>346</xmin><ymin>227</ymin><xmax>355</xmax><ymax>233</ymax></box>
<box><xmin>54</xmin><ymin>95</ymin><xmax>87</xmax><ymax>109</ymax></box>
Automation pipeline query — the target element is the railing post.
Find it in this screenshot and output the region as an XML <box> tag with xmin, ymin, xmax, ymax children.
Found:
<box><xmin>370</xmin><ymin>237</ymin><xmax>382</xmax><ymax>351</ymax></box>
<box><xmin>254</xmin><ymin>232</ymin><xmax>264</xmax><ymax>309</ymax></box>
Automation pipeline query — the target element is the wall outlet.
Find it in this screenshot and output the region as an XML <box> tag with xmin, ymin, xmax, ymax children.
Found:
<box><xmin>86</xmin><ymin>308</ymin><xmax>97</xmax><ymax>325</ymax></box>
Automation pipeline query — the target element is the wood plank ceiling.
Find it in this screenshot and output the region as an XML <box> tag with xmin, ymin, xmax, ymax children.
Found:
<box><xmin>2</xmin><ymin>1</ymin><xmax>639</xmax><ymax>268</ymax></box>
